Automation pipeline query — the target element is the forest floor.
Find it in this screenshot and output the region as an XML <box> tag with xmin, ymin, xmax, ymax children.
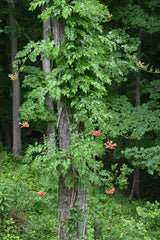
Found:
<box><xmin>0</xmin><ymin>146</ymin><xmax>160</xmax><ymax>240</ymax></box>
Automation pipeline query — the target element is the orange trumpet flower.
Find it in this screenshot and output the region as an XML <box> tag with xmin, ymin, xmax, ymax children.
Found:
<box><xmin>106</xmin><ymin>188</ymin><xmax>115</xmax><ymax>194</ymax></box>
<box><xmin>18</xmin><ymin>122</ymin><xmax>29</xmax><ymax>128</ymax></box>
<box><xmin>89</xmin><ymin>130</ymin><xmax>101</xmax><ymax>136</ymax></box>
<box><xmin>8</xmin><ymin>75</ymin><xmax>16</xmax><ymax>81</ymax></box>
<box><xmin>104</xmin><ymin>141</ymin><xmax>117</xmax><ymax>149</ymax></box>
<box><xmin>36</xmin><ymin>190</ymin><xmax>46</xmax><ymax>197</ymax></box>
<box><xmin>138</xmin><ymin>61</ymin><xmax>144</xmax><ymax>67</ymax></box>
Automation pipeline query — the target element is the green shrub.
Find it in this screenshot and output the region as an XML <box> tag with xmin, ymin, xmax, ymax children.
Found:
<box><xmin>0</xmin><ymin>217</ymin><xmax>23</xmax><ymax>240</ymax></box>
<box><xmin>0</xmin><ymin>181</ymin><xmax>14</xmax><ymax>218</ymax></box>
<box><xmin>136</xmin><ymin>201</ymin><xmax>160</xmax><ymax>239</ymax></box>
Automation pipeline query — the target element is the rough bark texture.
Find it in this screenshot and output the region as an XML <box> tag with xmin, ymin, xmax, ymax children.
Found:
<box><xmin>45</xmin><ymin>92</ymin><xmax>56</xmax><ymax>145</ymax></box>
<box><xmin>58</xmin><ymin>175</ymin><xmax>87</xmax><ymax>239</ymax></box>
<box><xmin>131</xmin><ymin>165</ymin><xmax>140</xmax><ymax>199</ymax></box>
<box><xmin>42</xmin><ymin>16</ymin><xmax>51</xmax><ymax>73</ymax></box>
<box><xmin>57</xmin><ymin>100</ymin><xmax>72</xmax><ymax>239</ymax></box>
<box><xmin>58</xmin><ymin>174</ymin><xmax>74</xmax><ymax>239</ymax></box>
<box><xmin>9</xmin><ymin>0</ymin><xmax>21</xmax><ymax>155</ymax></box>
<box><xmin>42</xmin><ymin>8</ymin><xmax>56</xmax><ymax>146</ymax></box>
<box><xmin>52</xmin><ymin>18</ymin><xmax>72</xmax><ymax>239</ymax></box>
<box><xmin>76</xmin><ymin>187</ymin><xmax>87</xmax><ymax>238</ymax></box>
<box><xmin>52</xmin><ymin>17</ymin><xmax>87</xmax><ymax>239</ymax></box>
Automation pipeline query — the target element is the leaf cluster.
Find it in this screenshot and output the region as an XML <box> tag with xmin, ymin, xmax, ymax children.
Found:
<box><xmin>107</xmin><ymin>95</ymin><xmax>160</xmax><ymax>140</ymax></box>
<box><xmin>15</xmin><ymin>0</ymin><xmax>138</xmax><ymax>132</ymax></box>
<box><xmin>112</xmin><ymin>1</ymin><xmax>160</xmax><ymax>34</ymax></box>
<box><xmin>122</xmin><ymin>145</ymin><xmax>160</xmax><ymax>176</ymax></box>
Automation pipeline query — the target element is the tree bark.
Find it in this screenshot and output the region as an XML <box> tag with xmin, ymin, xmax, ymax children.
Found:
<box><xmin>76</xmin><ymin>186</ymin><xmax>87</xmax><ymax>238</ymax></box>
<box><xmin>131</xmin><ymin>165</ymin><xmax>140</xmax><ymax>199</ymax></box>
<box><xmin>9</xmin><ymin>0</ymin><xmax>21</xmax><ymax>155</ymax></box>
<box><xmin>42</xmin><ymin>6</ymin><xmax>56</xmax><ymax>146</ymax></box>
<box><xmin>57</xmin><ymin>99</ymin><xmax>73</xmax><ymax>239</ymax></box>
<box><xmin>52</xmin><ymin>17</ymin><xmax>71</xmax><ymax>239</ymax></box>
<box><xmin>52</xmin><ymin>17</ymin><xmax>87</xmax><ymax>239</ymax></box>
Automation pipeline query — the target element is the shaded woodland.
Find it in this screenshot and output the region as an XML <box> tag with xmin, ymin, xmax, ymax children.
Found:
<box><xmin>0</xmin><ymin>0</ymin><xmax>160</xmax><ymax>239</ymax></box>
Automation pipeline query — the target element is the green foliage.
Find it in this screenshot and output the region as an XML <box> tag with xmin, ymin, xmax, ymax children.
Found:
<box><xmin>0</xmin><ymin>147</ymin><xmax>58</xmax><ymax>239</ymax></box>
<box><xmin>144</xmin><ymin>79</ymin><xmax>160</xmax><ymax>109</ymax></box>
<box><xmin>0</xmin><ymin>144</ymin><xmax>21</xmax><ymax>179</ymax></box>
<box><xmin>120</xmin><ymin>201</ymin><xmax>160</xmax><ymax>239</ymax></box>
<box><xmin>13</xmin><ymin>40</ymin><xmax>55</xmax><ymax>73</ymax></box>
<box><xmin>123</xmin><ymin>145</ymin><xmax>160</xmax><ymax>175</ymax></box>
<box><xmin>14</xmin><ymin>0</ymin><xmax>138</xmax><ymax>136</ymax></box>
<box><xmin>4</xmin><ymin>24</ymin><xmax>23</xmax><ymax>39</ymax></box>
<box><xmin>0</xmin><ymin>218</ymin><xmax>22</xmax><ymax>240</ymax></box>
<box><xmin>104</xmin><ymin>93</ymin><xmax>160</xmax><ymax>177</ymax></box>
<box><xmin>22</xmin><ymin>137</ymin><xmax>59</xmax><ymax>188</ymax></box>
<box><xmin>136</xmin><ymin>201</ymin><xmax>160</xmax><ymax>230</ymax></box>
<box><xmin>107</xmin><ymin>95</ymin><xmax>160</xmax><ymax>139</ymax></box>
<box><xmin>1</xmin><ymin>0</ymin><xmax>160</xmax><ymax>238</ymax></box>
<box><xmin>22</xmin><ymin>132</ymin><xmax>133</xmax><ymax>196</ymax></box>
<box><xmin>111</xmin><ymin>0</ymin><xmax>160</xmax><ymax>33</ymax></box>
<box><xmin>116</xmin><ymin>164</ymin><xmax>133</xmax><ymax>190</ymax></box>
<box><xmin>22</xmin><ymin>133</ymin><xmax>105</xmax><ymax>190</ymax></box>
<box><xmin>64</xmin><ymin>202</ymin><xmax>86</xmax><ymax>240</ymax></box>
<box><xmin>30</xmin><ymin>0</ymin><xmax>110</xmax><ymax>26</ymax></box>
<box><xmin>120</xmin><ymin>217</ymin><xmax>152</xmax><ymax>240</ymax></box>
<box><xmin>0</xmin><ymin>182</ymin><xmax>14</xmax><ymax>217</ymax></box>
<box><xmin>0</xmin><ymin>146</ymin><xmax>159</xmax><ymax>239</ymax></box>
<box><xmin>87</xmin><ymin>189</ymin><xmax>160</xmax><ymax>240</ymax></box>
<box><xmin>146</xmin><ymin>0</ymin><xmax>160</xmax><ymax>11</ymax></box>
<box><xmin>102</xmin><ymin>163</ymin><xmax>133</xmax><ymax>190</ymax></box>
<box><xmin>17</xmin><ymin>65</ymin><xmax>57</xmax><ymax>125</ymax></box>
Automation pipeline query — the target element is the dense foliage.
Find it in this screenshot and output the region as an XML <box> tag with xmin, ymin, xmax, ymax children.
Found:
<box><xmin>0</xmin><ymin>146</ymin><xmax>160</xmax><ymax>239</ymax></box>
<box><xmin>0</xmin><ymin>0</ymin><xmax>160</xmax><ymax>239</ymax></box>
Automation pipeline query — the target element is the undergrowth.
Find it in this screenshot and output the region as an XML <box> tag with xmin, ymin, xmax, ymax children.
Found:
<box><xmin>0</xmin><ymin>145</ymin><xmax>159</xmax><ymax>239</ymax></box>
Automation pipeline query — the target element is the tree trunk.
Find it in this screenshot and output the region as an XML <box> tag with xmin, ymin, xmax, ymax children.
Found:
<box><xmin>52</xmin><ymin>17</ymin><xmax>87</xmax><ymax>239</ymax></box>
<box><xmin>57</xmin><ymin>99</ymin><xmax>72</xmax><ymax>239</ymax></box>
<box><xmin>9</xmin><ymin>0</ymin><xmax>21</xmax><ymax>155</ymax></box>
<box><xmin>42</xmin><ymin>7</ymin><xmax>56</xmax><ymax>146</ymax></box>
<box><xmin>76</xmin><ymin>187</ymin><xmax>87</xmax><ymax>238</ymax></box>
